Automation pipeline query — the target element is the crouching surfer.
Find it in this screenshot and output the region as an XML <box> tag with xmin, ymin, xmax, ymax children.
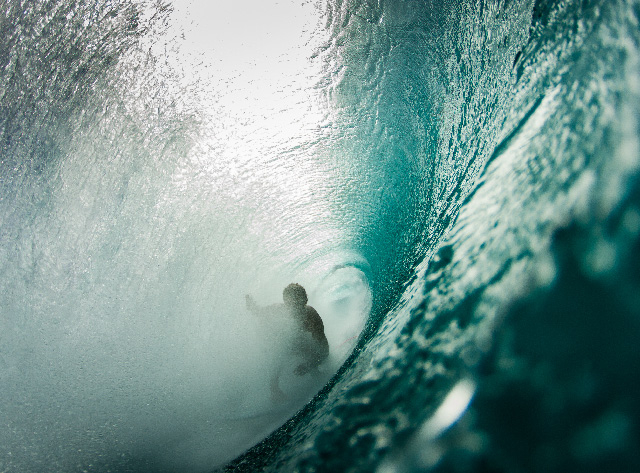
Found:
<box><xmin>246</xmin><ymin>283</ymin><xmax>329</xmax><ymax>401</ymax></box>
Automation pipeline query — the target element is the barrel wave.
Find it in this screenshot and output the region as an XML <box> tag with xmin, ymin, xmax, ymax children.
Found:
<box><xmin>1</xmin><ymin>0</ymin><xmax>639</xmax><ymax>472</ymax></box>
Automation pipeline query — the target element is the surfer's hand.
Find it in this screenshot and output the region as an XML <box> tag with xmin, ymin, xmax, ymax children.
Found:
<box><xmin>245</xmin><ymin>295</ymin><xmax>256</xmax><ymax>311</ymax></box>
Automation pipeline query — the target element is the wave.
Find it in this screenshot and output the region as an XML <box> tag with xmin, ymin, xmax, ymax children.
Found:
<box><xmin>1</xmin><ymin>0</ymin><xmax>639</xmax><ymax>472</ymax></box>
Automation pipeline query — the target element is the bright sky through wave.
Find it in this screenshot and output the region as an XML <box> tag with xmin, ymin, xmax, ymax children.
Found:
<box><xmin>164</xmin><ymin>0</ymin><xmax>324</xmax><ymax>116</ymax></box>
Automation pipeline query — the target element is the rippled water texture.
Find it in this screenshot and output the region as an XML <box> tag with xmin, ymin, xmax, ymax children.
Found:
<box><xmin>1</xmin><ymin>0</ymin><xmax>640</xmax><ymax>472</ymax></box>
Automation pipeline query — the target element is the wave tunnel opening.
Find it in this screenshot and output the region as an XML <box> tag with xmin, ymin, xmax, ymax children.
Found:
<box><xmin>1</xmin><ymin>0</ymin><xmax>640</xmax><ymax>472</ymax></box>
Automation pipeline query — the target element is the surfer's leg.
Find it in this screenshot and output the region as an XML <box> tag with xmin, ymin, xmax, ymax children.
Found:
<box><xmin>294</xmin><ymin>362</ymin><xmax>310</xmax><ymax>376</ymax></box>
<box><xmin>270</xmin><ymin>366</ymin><xmax>287</xmax><ymax>402</ymax></box>
<box><xmin>293</xmin><ymin>341</ymin><xmax>328</xmax><ymax>376</ymax></box>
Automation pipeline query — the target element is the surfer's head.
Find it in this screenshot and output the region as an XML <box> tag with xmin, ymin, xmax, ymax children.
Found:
<box><xmin>283</xmin><ymin>283</ymin><xmax>307</xmax><ymax>308</ymax></box>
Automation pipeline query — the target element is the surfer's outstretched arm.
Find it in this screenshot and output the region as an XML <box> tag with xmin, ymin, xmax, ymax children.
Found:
<box><xmin>245</xmin><ymin>294</ymin><xmax>259</xmax><ymax>313</ymax></box>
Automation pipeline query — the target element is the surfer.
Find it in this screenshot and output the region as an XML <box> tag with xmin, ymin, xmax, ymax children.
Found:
<box><xmin>246</xmin><ymin>283</ymin><xmax>330</xmax><ymax>400</ymax></box>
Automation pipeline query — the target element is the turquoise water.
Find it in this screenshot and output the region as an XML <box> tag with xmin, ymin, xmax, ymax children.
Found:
<box><xmin>1</xmin><ymin>0</ymin><xmax>639</xmax><ymax>472</ymax></box>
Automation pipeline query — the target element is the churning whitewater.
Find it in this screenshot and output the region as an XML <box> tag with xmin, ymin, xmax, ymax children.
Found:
<box><xmin>1</xmin><ymin>0</ymin><xmax>640</xmax><ymax>472</ymax></box>
<box><xmin>1</xmin><ymin>0</ymin><xmax>378</xmax><ymax>470</ymax></box>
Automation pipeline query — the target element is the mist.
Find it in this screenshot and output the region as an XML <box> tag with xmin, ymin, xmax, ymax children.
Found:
<box><xmin>0</xmin><ymin>1</ymin><xmax>373</xmax><ymax>471</ymax></box>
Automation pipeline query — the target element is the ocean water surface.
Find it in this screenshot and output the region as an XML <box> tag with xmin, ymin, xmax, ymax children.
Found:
<box><xmin>1</xmin><ymin>0</ymin><xmax>639</xmax><ymax>472</ymax></box>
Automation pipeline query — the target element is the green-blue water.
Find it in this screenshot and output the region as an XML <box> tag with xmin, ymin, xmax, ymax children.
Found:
<box><xmin>1</xmin><ymin>0</ymin><xmax>639</xmax><ymax>472</ymax></box>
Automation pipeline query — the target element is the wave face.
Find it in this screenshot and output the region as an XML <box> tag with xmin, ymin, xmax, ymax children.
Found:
<box><xmin>1</xmin><ymin>0</ymin><xmax>639</xmax><ymax>472</ymax></box>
